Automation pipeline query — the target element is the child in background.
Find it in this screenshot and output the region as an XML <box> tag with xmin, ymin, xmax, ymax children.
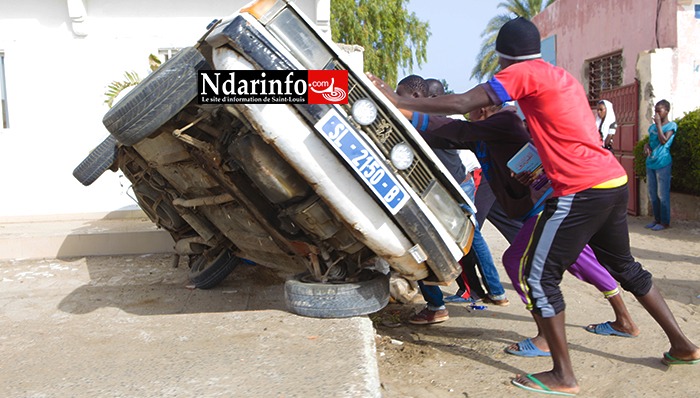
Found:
<box><xmin>643</xmin><ymin>99</ymin><xmax>676</xmax><ymax>231</ymax></box>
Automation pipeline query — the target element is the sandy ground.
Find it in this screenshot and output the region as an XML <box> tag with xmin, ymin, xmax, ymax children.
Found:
<box><xmin>372</xmin><ymin>216</ymin><xmax>700</xmax><ymax>398</ymax></box>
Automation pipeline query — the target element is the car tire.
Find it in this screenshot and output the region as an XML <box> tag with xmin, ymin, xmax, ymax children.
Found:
<box><xmin>284</xmin><ymin>272</ymin><xmax>390</xmax><ymax>318</ymax></box>
<box><xmin>188</xmin><ymin>246</ymin><xmax>241</xmax><ymax>289</ymax></box>
<box><xmin>72</xmin><ymin>135</ymin><xmax>119</xmax><ymax>186</ymax></box>
<box><xmin>102</xmin><ymin>46</ymin><xmax>209</xmax><ymax>146</ymax></box>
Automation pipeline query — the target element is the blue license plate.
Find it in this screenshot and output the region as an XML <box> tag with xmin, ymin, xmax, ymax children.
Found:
<box><xmin>315</xmin><ymin>110</ymin><xmax>408</xmax><ymax>214</ymax></box>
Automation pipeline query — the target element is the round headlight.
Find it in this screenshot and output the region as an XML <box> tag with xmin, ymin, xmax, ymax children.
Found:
<box><xmin>351</xmin><ymin>98</ymin><xmax>378</xmax><ymax>126</ymax></box>
<box><xmin>390</xmin><ymin>142</ymin><xmax>415</xmax><ymax>170</ymax></box>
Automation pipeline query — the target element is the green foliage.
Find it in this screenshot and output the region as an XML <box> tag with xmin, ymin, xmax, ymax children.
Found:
<box><xmin>471</xmin><ymin>0</ymin><xmax>556</xmax><ymax>82</ymax></box>
<box><xmin>633</xmin><ymin>108</ymin><xmax>700</xmax><ymax>195</ymax></box>
<box><xmin>671</xmin><ymin>108</ymin><xmax>700</xmax><ymax>195</ymax></box>
<box><xmin>104</xmin><ymin>54</ymin><xmax>163</xmax><ymax>108</ymax></box>
<box><xmin>633</xmin><ymin>136</ymin><xmax>648</xmax><ymax>182</ymax></box>
<box><xmin>439</xmin><ymin>79</ymin><xmax>453</xmax><ymax>95</ymax></box>
<box><xmin>148</xmin><ymin>54</ymin><xmax>162</xmax><ymax>71</ymax></box>
<box><xmin>331</xmin><ymin>0</ymin><xmax>430</xmax><ymax>88</ymax></box>
<box><xmin>104</xmin><ymin>71</ymin><xmax>141</xmax><ymax>108</ymax></box>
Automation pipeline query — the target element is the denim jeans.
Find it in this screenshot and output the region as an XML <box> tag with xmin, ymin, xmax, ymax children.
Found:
<box><xmin>459</xmin><ymin>179</ymin><xmax>506</xmax><ymax>299</ymax></box>
<box><xmin>647</xmin><ymin>164</ymin><xmax>672</xmax><ymax>225</ymax></box>
<box><xmin>471</xmin><ymin>226</ymin><xmax>506</xmax><ymax>298</ymax></box>
<box><xmin>418</xmin><ymin>281</ymin><xmax>445</xmax><ymax>309</ymax></box>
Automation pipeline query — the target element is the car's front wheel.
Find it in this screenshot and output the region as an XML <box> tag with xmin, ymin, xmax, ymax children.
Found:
<box><xmin>284</xmin><ymin>272</ymin><xmax>390</xmax><ymax>318</ymax></box>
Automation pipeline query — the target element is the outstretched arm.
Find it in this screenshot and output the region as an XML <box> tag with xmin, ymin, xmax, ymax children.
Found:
<box><xmin>367</xmin><ymin>72</ymin><xmax>493</xmax><ymax>115</ymax></box>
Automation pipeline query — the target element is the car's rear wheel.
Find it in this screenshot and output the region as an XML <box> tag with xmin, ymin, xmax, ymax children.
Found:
<box><xmin>188</xmin><ymin>245</ymin><xmax>241</xmax><ymax>289</ymax></box>
<box><xmin>102</xmin><ymin>46</ymin><xmax>209</xmax><ymax>146</ymax></box>
<box><xmin>284</xmin><ymin>272</ymin><xmax>390</xmax><ymax>318</ymax></box>
<box><xmin>72</xmin><ymin>135</ymin><xmax>118</xmax><ymax>186</ymax></box>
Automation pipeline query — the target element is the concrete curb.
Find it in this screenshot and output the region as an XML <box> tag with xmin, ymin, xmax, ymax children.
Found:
<box><xmin>0</xmin><ymin>211</ymin><xmax>175</xmax><ymax>260</ymax></box>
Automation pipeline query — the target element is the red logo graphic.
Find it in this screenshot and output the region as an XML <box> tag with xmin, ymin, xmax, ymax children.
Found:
<box><xmin>308</xmin><ymin>70</ymin><xmax>349</xmax><ymax>104</ymax></box>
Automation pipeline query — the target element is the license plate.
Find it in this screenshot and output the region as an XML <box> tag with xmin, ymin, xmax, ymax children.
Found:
<box><xmin>315</xmin><ymin>110</ymin><xmax>408</xmax><ymax>214</ymax></box>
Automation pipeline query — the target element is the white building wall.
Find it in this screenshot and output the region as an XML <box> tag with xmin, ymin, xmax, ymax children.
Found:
<box><xmin>673</xmin><ymin>0</ymin><xmax>700</xmax><ymax>117</ymax></box>
<box><xmin>0</xmin><ymin>0</ymin><xmax>327</xmax><ymax>220</ymax></box>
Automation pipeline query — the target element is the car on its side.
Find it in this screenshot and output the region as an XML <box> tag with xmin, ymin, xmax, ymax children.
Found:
<box><xmin>74</xmin><ymin>0</ymin><xmax>475</xmax><ymax>318</ymax></box>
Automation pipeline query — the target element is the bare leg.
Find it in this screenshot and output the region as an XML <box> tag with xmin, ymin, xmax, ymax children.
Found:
<box><xmin>510</xmin><ymin>292</ymin><xmax>641</xmax><ymax>354</ymax></box>
<box><xmin>636</xmin><ymin>283</ymin><xmax>700</xmax><ymax>360</ymax></box>
<box><xmin>585</xmin><ymin>293</ymin><xmax>640</xmax><ymax>337</ymax></box>
<box><xmin>604</xmin><ymin>293</ymin><xmax>640</xmax><ymax>336</ymax></box>
<box><xmin>506</xmin><ymin>313</ymin><xmax>550</xmax><ymax>353</ymax></box>
<box><xmin>513</xmin><ymin>311</ymin><xmax>580</xmax><ymax>395</ymax></box>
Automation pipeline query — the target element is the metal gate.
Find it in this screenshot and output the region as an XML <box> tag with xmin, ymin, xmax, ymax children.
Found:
<box><xmin>599</xmin><ymin>81</ymin><xmax>640</xmax><ymax>215</ymax></box>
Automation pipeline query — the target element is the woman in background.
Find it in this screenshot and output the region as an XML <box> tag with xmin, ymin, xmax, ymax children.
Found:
<box><xmin>596</xmin><ymin>100</ymin><xmax>617</xmax><ymax>151</ymax></box>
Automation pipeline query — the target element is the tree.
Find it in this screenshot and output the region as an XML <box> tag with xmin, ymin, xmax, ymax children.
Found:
<box><xmin>331</xmin><ymin>0</ymin><xmax>430</xmax><ymax>88</ymax></box>
<box><xmin>471</xmin><ymin>0</ymin><xmax>556</xmax><ymax>82</ymax></box>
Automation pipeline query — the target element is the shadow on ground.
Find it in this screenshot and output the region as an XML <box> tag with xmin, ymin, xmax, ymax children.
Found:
<box><xmin>57</xmin><ymin>253</ymin><xmax>291</xmax><ymax>316</ymax></box>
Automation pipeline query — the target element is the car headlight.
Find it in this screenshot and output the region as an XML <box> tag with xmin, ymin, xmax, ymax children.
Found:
<box><xmin>351</xmin><ymin>98</ymin><xmax>378</xmax><ymax>126</ymax></box>
<box><xmin>390</xmin><ymin>142</ymin><xmax>415</xmax><ymax>170</ymax></box>
<box><xmin>422</xmin><ymin>181</ymin><xmax>471</xmax><ymax>251</ymax></box>
<box><xmin>264</xmin><ymin>6</ymin><xmax>333</xmax><ymax>69</ymax></box>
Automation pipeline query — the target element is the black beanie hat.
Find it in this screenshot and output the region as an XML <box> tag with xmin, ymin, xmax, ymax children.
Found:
<box><xmin>496</xmin><ymin>17</ymin><xmax>542</xmax><ymax>60</ymax></box>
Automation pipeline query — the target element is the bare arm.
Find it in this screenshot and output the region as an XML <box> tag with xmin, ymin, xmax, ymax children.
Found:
<box><xmin>653</xmin><ymin>113</ymin><xmax>674</xmax><ymax>144</ymax></box>
<box><xmin>366</xmin><ymin>73</ymin><xmax>493</xmax><ymax>115</ymax></box>
<box><xmin>604</xmin><ymin>134</ymin><xmax>614</xmax><ymax>147</ymax></box>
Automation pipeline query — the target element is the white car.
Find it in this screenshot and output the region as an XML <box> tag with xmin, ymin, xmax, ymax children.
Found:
<box><xmin>74</xmin><ymin>0</ymin><xmax>475</xmax><ymax>318</ymax></box>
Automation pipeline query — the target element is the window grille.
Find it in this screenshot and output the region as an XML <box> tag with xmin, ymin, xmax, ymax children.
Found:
<box><xmin>587</xmin><ymin>52</ymin><xmax>623</xmax><ymax>101</ymax></box>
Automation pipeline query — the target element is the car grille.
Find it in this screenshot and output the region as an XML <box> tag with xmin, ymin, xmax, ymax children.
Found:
<box><xmin>335</xmin><ymin>66</ymin><xmax>436</xmax><ymax>196</ymax></box>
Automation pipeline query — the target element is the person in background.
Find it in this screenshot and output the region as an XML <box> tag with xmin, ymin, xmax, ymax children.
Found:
<box><xmin>595</xmin><ymin>99</ymin><xmax>617</xmax><ymax>151</ymax></box>
<box><xmin>643</xmin><ymin>99</ymin><xmax>676</xmax><ymax>232</ymax></box>
<box><xmin>368</xmin><ymin>17</ymin><xmax>699</xmax><ymax>396</ymax></box>
<box><xmin>425</xmin><ymin>77</ymin><xmax>511</xmax><ymax>306</ymax></box>
<box><xmin>395</xmin><ymin>75</ymin><xmax>508</xmax><ymax>325</ymax></box>
<box><xmin>425</xmin><ymin>77</ymin><xmax>446</xmax><ymax>98</ymax></box>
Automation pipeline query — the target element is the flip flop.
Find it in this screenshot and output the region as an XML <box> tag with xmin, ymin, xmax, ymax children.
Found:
<box><xmin>504</xmin><ymin>338</ymin><xmax>551</xmax><ymax>357</ymax></box>
<box><xmin>661</xmin><ymin>352</ymin><xmax>700</xmax><ymax>366</ymax></box>
<box><xmin>584</xmin><ymin>321</ymin><xmax>636</xmax><ymax>338</ymax></box>
<box><xmin>511</xmin><ymin>374</ymin><xmax>576</xmax><ymax>396</ymax></box>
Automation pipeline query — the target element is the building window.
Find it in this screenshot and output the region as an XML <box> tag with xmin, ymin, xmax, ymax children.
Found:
<box><xmin>541</xmin><ymin>35</ymin><xmax>556</xmax><ymax>66</ymax></box>
<box><xmin>586</xmin><ymin>51</ymin><xmax>623</xmax><ymax>101</ymax></box>
<box><xmin>158</xmin><ymin>47</ymin><xmax>182</xmax><ymax>62</ymax></box>
<box><xmin>0</xmin><ymin>52</ymin><xmax>8</xmax><ymax>128</ymax></box>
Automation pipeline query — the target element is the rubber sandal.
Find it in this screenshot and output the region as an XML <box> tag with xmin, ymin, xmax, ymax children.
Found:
<box><xmin>661</xmin><ymin>352</ymin><xmax>700</xmax><ymax>366</ymax></box>
<box><xmin>511</xmin><ymin>374</ymin><xmax>576</xmax><ymax>396</ymax></box>
<box><xmin>584</xmin><ymin>321</ymin><xmax>636</xmax><ymax>338</ymax></box>
<box><xmin>504</xmin><ymin>338</ymin><xmax>551</xmax><ymax>357</ymax></box>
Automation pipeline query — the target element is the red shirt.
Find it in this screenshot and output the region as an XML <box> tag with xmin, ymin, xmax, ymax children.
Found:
<box><xmin>486</xmin><ymin>59</ymin><xmax>625</xmax><ymax>197</ymax></box>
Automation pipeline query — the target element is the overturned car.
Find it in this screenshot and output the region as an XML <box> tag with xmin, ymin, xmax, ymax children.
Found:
<box><xmin>74</xmin><ymin>0</ymin><xmax>475</xmax><ymax>318</ymax></box>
